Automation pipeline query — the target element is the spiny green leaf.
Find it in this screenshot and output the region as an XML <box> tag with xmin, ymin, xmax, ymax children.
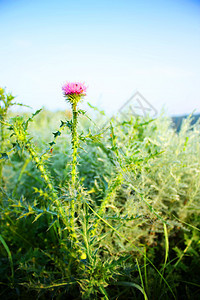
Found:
<box><xmin>32</xmin><ymin>213</ymin><xmax>43</xmax><ymax>223</ymax></box>
<box><xmin>0</xmin><ymin>152</ymin><xmax>8</xmax><ymax>160</ymax></box>
<box><xmin>53</xmin><ymin>131</ymin><xmax>61</xmax><ymax>138</ymax></box>
<box><xmin>78</xmin><ymin>109</ymin><xmax>86</xmax><ymax>115</ymax></box>
<box><xmin>66</xmin><ymin>120</ymin><xmax>72</xmax><ymax>129</ymax></box>
<box><xmin>49</xmin><ymin>141</ymin><xmax>55</xmax><ymax>146</ymax></box>
<box><xmin>25</xmin><ymin>108</ymin><xmax>42</xmax><ymax>129</ymax></box>
<box><xmin>60</xmin><ymin>120</ymin><xmax>65</xmax><ymax>127</ymax></box>
<box><xmin>47</xmin><ymin>219</ymin><xmax>58</xmax><ymax>231</ymax></box>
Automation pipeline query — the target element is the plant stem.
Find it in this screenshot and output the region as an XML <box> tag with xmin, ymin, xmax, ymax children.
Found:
<box><xmin>70</xmin><ymin>102</ymin><xmax>78</xmax><ymax>233</ymax></box>
<box><xmin>0</xmin><ymin>115</ymin><xmax>5</xmax><ymax>185</ymax></box>
<box><xmin>91</xmin><ymin>173</ymin><xmax>123</xmax><ymax>237</ymax></box>
<box><xmin>26</xmin><ymin>143</ymin><xmax>68</xmax><ymax>240</ymax></box>
<box><xmin>27</xmin><ymin>143</ymin><xmax>57</xmax><ymax>199</ymax></box>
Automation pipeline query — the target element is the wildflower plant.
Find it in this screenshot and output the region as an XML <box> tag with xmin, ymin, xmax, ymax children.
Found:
<box><xmin>62</xmin><ymin>82</ymin><xmax>87</xmax><ymax>239</ymax></box>
<box><xmin>0</xmin><ymin>87</ymin><xmax>28</xmax><ymax>186</ymax></box>
<box><xmin>0</xmin><ymin>84</ymin><xmax>199</xmax><ymax>299</ymax></box>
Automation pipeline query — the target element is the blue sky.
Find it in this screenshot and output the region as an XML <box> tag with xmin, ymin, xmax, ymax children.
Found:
<box><xmin>0</xmin><ymin>0</ymin><xmax>200</xmax><ymax>116</ymax></box>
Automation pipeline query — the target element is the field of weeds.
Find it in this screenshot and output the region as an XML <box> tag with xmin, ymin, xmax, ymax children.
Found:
<box><xmin>0</xmin><ymin>87</ymin><xmax>200</xmax><ymax>299</ymax></box>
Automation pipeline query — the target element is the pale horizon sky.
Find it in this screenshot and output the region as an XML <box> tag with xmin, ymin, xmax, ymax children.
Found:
<box><xmin>0</xmin><ymin>0</ymin><xmax>200</xmax><ymax>116</ymax></box>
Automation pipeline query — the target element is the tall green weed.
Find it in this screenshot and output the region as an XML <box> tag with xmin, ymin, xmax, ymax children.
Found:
<box><xmin>0</xmin><ymin>88</ymin><xmax>199</xmax><ymax>299</ymax></box>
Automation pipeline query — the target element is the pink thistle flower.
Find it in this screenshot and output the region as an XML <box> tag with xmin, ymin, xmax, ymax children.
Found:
<box><xmin>62</xmin><ymin>82</ymin><xmax>87</xmax><ymax>96</ymax></box>
<box><xmin>62</xmin><ymin>82</ymin><xmax>87</xmax><ymax>105</ymax></box>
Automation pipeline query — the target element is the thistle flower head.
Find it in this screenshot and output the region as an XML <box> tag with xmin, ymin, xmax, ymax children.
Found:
<box><xmin>62</xmin><ymin>82</ymin><xmax>87</xmax><ymax>105</ymax></box>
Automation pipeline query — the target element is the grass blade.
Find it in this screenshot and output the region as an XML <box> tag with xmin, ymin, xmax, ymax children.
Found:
<box><xmin>0</xmin><ymin>235</ymin><xmax>14</xmax><ymax>280</ymax></box>
<box><xmin>136</xmin><ymin>258</ymin><xmax>148</xmax><ymax>300</ymax></box>
<box><xmin>115</xmin><ymin>281</ymin><xmax>148</xmax><ymax>299</ymax></box>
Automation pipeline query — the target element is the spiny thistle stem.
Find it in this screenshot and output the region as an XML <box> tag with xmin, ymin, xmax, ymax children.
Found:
<box><xmin>12</xmin><ymin>120</ymin><xmax>67</xmax><ymax>224</ymax></box>
<box><xmin>62</xmin><ymin>81</ymin><xmax>87</xmax><ymax>245</ymax></box>
<box><xmin>27</xmin><ymin>143</ymin><xmax>57</xmax><ymax>199</ymax></box>
<box><xmin>71</xmin><ymin>102</ymin><xmax>78</xmax><ymax>230</ymax></box>
<box><xmin>0</xmin><ymin>121</ymin><xmax>5</xmax><ymax>146</ymax></box>
<box><xmin>0</xmin><ymin>89</ymin><xmax>6</xmax><ymax>184</ymax></box>
<box><xmin>25</xmin><ymin>143</ymin><xmax>68</xmax><ymax>226</ymax></box>
<box><xmin>0</xmin><ymin>123</ymin><xmax>4</xmax><ymax>182</ymax></box>
<box><xmin>12</xmin><ymin>119</ymin><xmax>57</xmax><ymax>201</ymax></box>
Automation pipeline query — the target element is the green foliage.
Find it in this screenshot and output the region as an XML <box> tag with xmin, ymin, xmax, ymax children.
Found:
<box><xmin>0</xmin><ymin>88</ymin><xmax>200</xmax><ymax>299</ymax></box>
